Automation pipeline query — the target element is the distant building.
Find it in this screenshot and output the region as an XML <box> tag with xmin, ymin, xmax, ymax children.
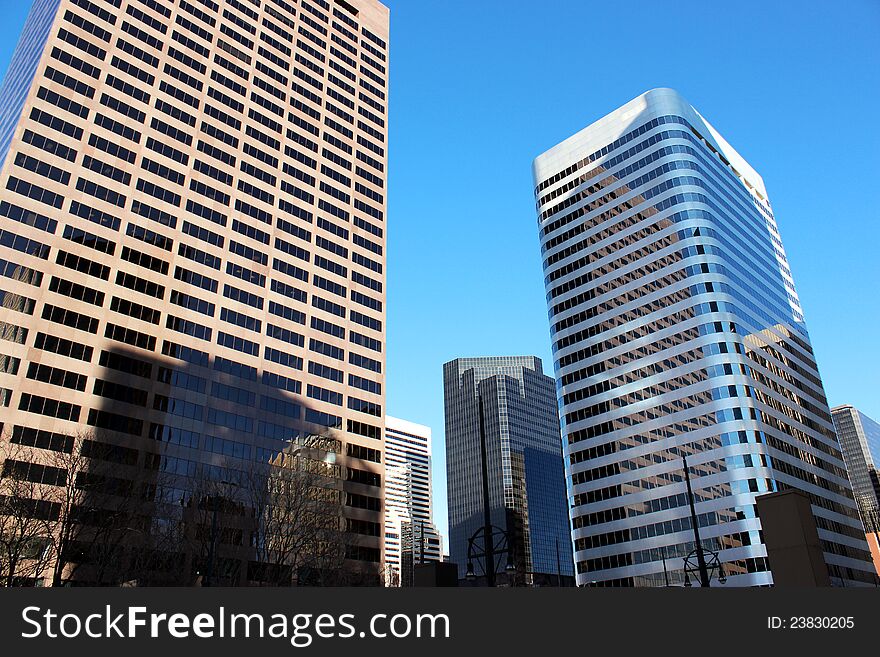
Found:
<box><xmin>532</xmin><ymin>88</ymin><xmax>875</xmax><ymax>586</ymax></box>
<box><xmin>756</xmin><ymin>490</ymin><xmax>832</xmax><ymax>587</ymax></box>
<box><xmin>443</xmin><ymin>356</ymin><xmax>574</xmax><ymax>585</ymax></box>
<box><xmin>831</xmin><ymin>406</ymin><xmax>880</xmax><ymax>519</ymax></box>
<box><xmin>866</xmin><ymin>533</ymin><xmax>880</xmax><ymax>578</ymax></box>
<box><xmin>383</xmin><ymin>416</ymin><xmax>442</xmax><ymax>586</ymax></box>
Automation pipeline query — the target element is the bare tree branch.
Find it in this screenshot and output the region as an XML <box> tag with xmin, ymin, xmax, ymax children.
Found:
<box><xmin>0</xmin><ymin>437</ymin><xmax>54</xmax><ymax>586</ymax></box>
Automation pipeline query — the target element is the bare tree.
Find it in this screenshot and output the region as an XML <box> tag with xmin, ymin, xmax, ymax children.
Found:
<box><xmin>0</xmin><ymin>439</ymin><xmax>54</xmax><ymax>586</ymax></box>
<box><xmin>246</xmin><ymin>461</ymin><xmax>316</xmax><ymax>586</ymax></box>
<box><xmin>1</xmin><ymin>426</ymin><xmax>368</xmax><ymax>587</ymax></box>
<box><xmin>305</xmin><ymin>519</ymin><xmax>351</xmax><ymax>585</ymax></box>
<box><xmin>26</xmin><ymin>430</ymin><xmax>160</xmax><ymax>586</ymax></box>
<box><xmin>174</xmin><ymin>467</ymin><xmax>250</xmax><ymax>587</ymax></box>
<box><xmin>122</xmin><ymin>484</ymin><xmax>193</xmax><ymax>586</ymax></box>
<box><xmin>236</xmin><ymin>432</ymin><xmax>357</xmax><ymax>587</ymax></box>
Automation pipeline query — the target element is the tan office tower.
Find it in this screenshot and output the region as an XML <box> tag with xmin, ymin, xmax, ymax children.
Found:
<box><xmin>0</xmin><ymin>0</ymin><xmax>389</xmax><ymax>585</ymax></box>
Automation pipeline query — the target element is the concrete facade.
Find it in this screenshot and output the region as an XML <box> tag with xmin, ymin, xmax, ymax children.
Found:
<box><xmin>383</xmin><ymin>416</ymin><xmax>442</xmax><ymax>586</ymax></box>
<box><xmin>0</xmin><ymin>0</ymin><xmax>389</xmax><ymax>582</ymax></box>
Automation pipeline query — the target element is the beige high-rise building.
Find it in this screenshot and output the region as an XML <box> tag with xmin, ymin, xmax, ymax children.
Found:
<box><xmin>0</xmin><ymin>0</ymin><xmax>389</xmax><ymax>585</ymax></box>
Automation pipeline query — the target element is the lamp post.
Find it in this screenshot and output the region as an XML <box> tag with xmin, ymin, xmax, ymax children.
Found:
<box><xmin>555</xmin><ymin>537</ymin><xmax>563</xmax><ymax>587</ymax></box>
<box><xmin>464</xmin><ymin>393</ymin><xmax>515</xmax><ymax>586</ymax></box>
<box><xmin>203</xmin><ymin>498</ymin><xmax>220</xmax><ymax>587</ymax></box>
<box><xmin>681</xmin><ymin>454</ymin><xmax>726</xmax><ymax>587</ymax></box>
<box><xmin>661</xmin><ymin>544</ymin><xmax>670</xmax><ymax>587</ymax></box>
<box><xmin>465</xmin><ymin>525</ymin><xmax>515</xmax><ymax>586</ymax></box>
<box><xmin>478</xmin><ymin>394</ymin><xmax>495</xmax><ymax>584</ymax></box>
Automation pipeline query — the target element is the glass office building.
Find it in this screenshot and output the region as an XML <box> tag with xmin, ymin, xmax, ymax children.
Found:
<box><xmin>443</xmin><ymin>356</ymin><xmax>574</xmax><ymax>585</ymax></box>
<box><xmin>533</xmin><ymin>88</ymin><xmax>875</xmax><ymax>586</ymax></box>
<box><xmin>0</xmin><ymin>0</ymin><xmax>62</xmax><ymax>168</ymax></box>
<box><xmin>831</xmin><ymin>405</ymin><xmax>880</xmax><ymax>519</ymax></box>
<box><xmin>0</xmin><ymin>0</ymin><xmax>389</xmax><ymax>583</ymax></box>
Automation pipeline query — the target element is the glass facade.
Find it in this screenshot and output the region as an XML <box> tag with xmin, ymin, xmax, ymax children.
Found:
<box><xmin>0</xmin><ymin>0</ymin><xmax>62</xmax><ymax>168</ymax></box>
<box><xmin>831</xmin><ymin>405</ymin><xmax>880</xmax><ymax>519</ymax></box>
<box><xmin>533</xmin><ymin>88</ymin><xmax>876</xmax><ymax>586</ymax></box>
<box><xmin>443</xmin><ymin>356</ymin><xmax>574</xmax><ymax>584</ymax></box>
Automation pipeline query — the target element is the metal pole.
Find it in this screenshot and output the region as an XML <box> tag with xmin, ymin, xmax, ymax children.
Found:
<box><xmin>683</xmin><ymin>455</ymin><xmax>710</xmax><ymax>587</ymax></box>
<box><xmin>555</xmin><ymin>537</ymin><xmax>562</xmax><ymax>587</ymax></box>
<box><xmin>661</xmin><ymin>544</ymin><xmax>670</xmax><ymax>587</ymax></box>
<box><xmin>478</xmin><ymin>394</ymin><xmax>496</xmax><ymax>587</ymax></box>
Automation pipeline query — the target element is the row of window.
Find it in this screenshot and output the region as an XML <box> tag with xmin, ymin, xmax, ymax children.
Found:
<box><xmin>39</xmin><ymin>54</ymin><xmax>385</xmax><ymax>262</ymax></box>
<box><xmin>12</xmin><ymin>364</ymin><xmax>381</xmax><ymax>428</ymax></box>
<box><xmin>4</xmin><ymin>180</ymin><xmax>383</xmax><ymax>336</ymax></box>
<box><xmin>3</xmin><ymin>0</ymin><xmax>389</xmax><ymax>452</ymax></box>
<box><xmin>58</xmin><ymin>0</ymin><xmax>387</xmax><ymax>147</ymax></box>
<box><xmin>16</xmin><ymin>313</ymin><xmax>382</xmax><ymax>397</ymax></box>
<box><xmin>11</xmin><ymin>134</ymin><xmax>384</xmax><ymax>300</ymax></box>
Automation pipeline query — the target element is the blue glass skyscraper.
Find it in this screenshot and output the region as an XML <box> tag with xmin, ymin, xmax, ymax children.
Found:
<box><xmin>443</xmin><ymin>356</ymin><xmax>574</xmax><ymax>585</ymax></box>
<box><xmin>0</xmin><ymin>0</ymin><xmax>62</xmax><ymax>168</ymax></box>
<box><xmin>533</xmin><ymin>89</ymin><xmax>875</xmax><ymax>586</ymax></box>
<box><xmin>832</xmin><ymin>405</ymin><xmax>880</xmax><ymax>519</ymax></box>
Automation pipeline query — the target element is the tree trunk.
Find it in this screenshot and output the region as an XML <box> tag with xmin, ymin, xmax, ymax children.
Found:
<box><xmin>5</xmin><ymin>558</ymin><xmax>16</xmax><ymax>588</ymax></box>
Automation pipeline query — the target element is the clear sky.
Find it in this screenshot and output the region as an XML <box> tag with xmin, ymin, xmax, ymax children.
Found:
<box><xmin>1</xmin><ymin>0</ymin><xmax>878</xmax><ymax>548</ymax></box>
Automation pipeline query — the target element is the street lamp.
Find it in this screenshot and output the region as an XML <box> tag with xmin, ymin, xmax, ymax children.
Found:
<box><xmin>681</xmin><ymin>454</ymin><xmax>726</xmax><ymax>587</ymax></box>
<box><xmin>682</xmin><ymin>549</ymin><xmax>726</xmax><ymax>586</ymax></box>
<box><xmin>466</xmin><ymin>524</ymin><xmax>515</xmax><ymax>585</ymax></box>
<box><xmin>465</xmin><ymin>393</ymin><xmax>516</xmax><ymax>586</ymax></box>
<box><xmin>661</xmin><ymin>544</ymin><xmax>670</xmax><ymax>587</ymax></box>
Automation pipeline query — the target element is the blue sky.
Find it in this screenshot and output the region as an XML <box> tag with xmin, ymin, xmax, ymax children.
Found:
<box><xmin>2</xmin><ymin>0</ymin><xmax>878</xmax><ymax>547</ymax></box>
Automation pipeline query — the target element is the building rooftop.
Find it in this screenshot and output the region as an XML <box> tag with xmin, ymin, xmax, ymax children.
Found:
<box><xmin>532</xmin><ymin>88</ymin><xmax>767</xmax><ymax>199</ymax></box>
